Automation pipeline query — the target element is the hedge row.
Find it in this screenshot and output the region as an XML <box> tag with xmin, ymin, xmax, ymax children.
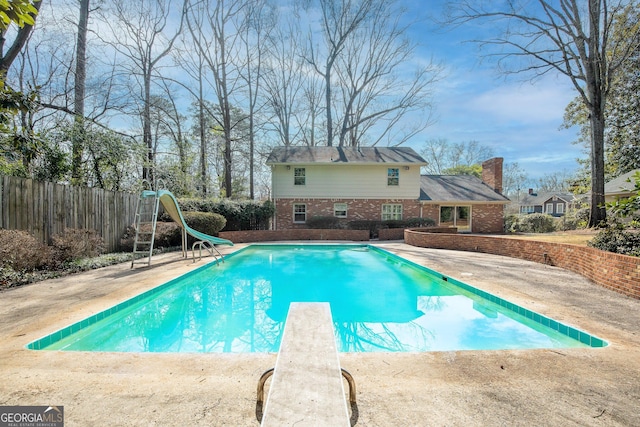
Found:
<box><xmin>167</xmin><ymin>198</ymin><xmax>275</xmax><ymax>231</ymax></box>
<box><xmin>305</xmin><ymin>216</ymin><xmax>435</xmax><ymax>238</ymax></box>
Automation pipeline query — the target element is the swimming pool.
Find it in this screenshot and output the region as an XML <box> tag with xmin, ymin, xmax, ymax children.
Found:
<box><xmin>28</xmin><ymin>244</ymin><xmax>607</xmax><ymax>353</ymax></box>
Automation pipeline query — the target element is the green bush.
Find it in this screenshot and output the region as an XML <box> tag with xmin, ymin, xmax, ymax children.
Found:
<box><xmin>183</xmin><ymin>211</ymin><xmax>227</xmax><ymax>235</ymax></box>
<box><xmin>0</xmin><ymin>229</ymin><xmax>50</xmax><ymax>271</ymax></box>
<box><xmin>383</xmin><ymin>218</ymin><xmax>435</xmax><ymax>229</ymax></box>
<box><xmin>504</xmin><ymin>214</ymin><xmax>520</xmax><ymax>233</ymax></box>
<box><xmin>307</xmin><ymin>216</ymin><xmax>343</xmax><ymax>229</ymax></box>
<box><xmin>168</xmin><ymin>198</ymin><xmax>274</xmax><ymax>231</ymax></box>
<box><xmin>347</xmin><ymin>218</ymin><xmax>435</xmax><ymax>238</ymax></box>
<box><xmin>588</xmin><ymin>227</ymin><xmax>640</xmax><ymax>256</ymax></box>
<box><xmin>506</xmin><ymin>213</ymin><xmax>556</xmax><ymax>233</ymax></box>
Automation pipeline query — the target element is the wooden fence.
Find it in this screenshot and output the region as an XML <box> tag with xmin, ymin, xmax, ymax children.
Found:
<box><xmin>0</xmin><ymin>175</ymin><xmax>139</xmax><ymax>252</ymax></box>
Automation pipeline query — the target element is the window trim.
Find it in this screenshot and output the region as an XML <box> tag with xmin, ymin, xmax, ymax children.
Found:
<box><xmin>334</xmin><ymin>202</ymin><xmax>348</xmax><ymax>218</ymax></box>
<box><xmin>293</xmin><ymin>203</ymin><xmax>307</xmax><ymax>223</ymax></box>
<box><xmin>294</xmin><ymin>167</ymin><xmax>306</xmax><ymax>186</ymax></box>
<box><xmin>556</xmin><ymin>203</ymin><xmax>565</xmax><ymax>214</ymax></box>
<box><xmin>381</xmin><ymin>203</ymin><xmax>403</xmax><ymax>220</ymax></box>
<box><xmin>387</xmin><ymin>168</ymin><xmax>399</xmax><ymax>186</ymax></box>
<box><xmin>545</xmin><ymin>203</ymin><xmax>554</xmax><ymax>214</ymax></box>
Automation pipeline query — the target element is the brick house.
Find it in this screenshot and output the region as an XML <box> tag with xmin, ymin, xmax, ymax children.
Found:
<box><xmin>266</xmin><ymin>146</ymin><xmax>509</xmax><ymax>233</ymax></box>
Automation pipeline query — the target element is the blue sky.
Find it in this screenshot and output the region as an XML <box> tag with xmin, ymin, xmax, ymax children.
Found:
<box><xmin>400</xmin><ymin>1</ymin><xmax>584</xmax><ymax>180</ymax></box>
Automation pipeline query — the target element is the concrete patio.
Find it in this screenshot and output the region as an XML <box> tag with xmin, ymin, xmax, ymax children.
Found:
<box><xmin>1</xmin><ymin>242</ymin><xmax>639</xmax><ymax>426</ymax></box>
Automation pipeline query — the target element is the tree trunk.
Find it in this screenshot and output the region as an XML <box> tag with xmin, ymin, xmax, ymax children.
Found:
<box><xmin>143</xmin><ymin>63</ymin><xmax>153</xmax><ymax>183</ymax></box>
<box><xmin>590</xmin><ymin>106</ymin><xmax>607</xmax><ymax>226</ymax></box>
<box><xmin>587</xmin><ymin>0</ymin><xmax>607</xmax><ymax>227</ymax></box>
<box><xmin>72</xmin><ymin>0</ymin><xmax>90</xmax><ymax>185</ymax></box>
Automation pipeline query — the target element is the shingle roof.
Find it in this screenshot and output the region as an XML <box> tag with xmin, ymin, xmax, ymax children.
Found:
<box><xmin>266</xmin><ymin>146</ymin><xmax>427</xmax><ymax>165</ymax></box>
<box><xmin>419</xmin><ymin>175</ymin><xmax>510</xmax><ymax>203</ymax></box>
<box><xmin>519</xmin><ymin>192</ymin><xmax>576</xmax><ymax>206</ymax></box>
<box><xmin>605</xmin><ymin>170</ymin><xmax>639</xmax><ymax>195</ymax></box>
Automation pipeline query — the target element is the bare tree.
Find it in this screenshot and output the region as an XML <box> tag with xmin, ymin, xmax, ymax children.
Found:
<box><xmin>304</xmin><ymin>0</ymin><xmax>438</xmax><ymax>147</ymax></box>
<box><xmin>446</xmin><ymin>0</ymin><xmax>640</xmax><ymax>227</ymax></box>
<box><xmin>262</xmin><ymin>14</ymin><xmax>306</xmax><ymax>147</ymax></box>
<box><xmin>239</xmin><ymin>0</ymin><xmax>271</xmax><ymax>199</ymax></box>
<box><xmin>334</xmin><ymin>0</ymin><xmax>437</xmax><ymax>147</ymax></box>
<box><xmin>186</xmin><ymin>0</ymin><xmax>248</xmax><ymax>198</ymax></box>
<box><xmin>304</xmin><ymin>0</ymin><xmax>374</xmax><ymax>147</ymax></box>
<box><xmin>420</xmin><ymin>139</ymin><xmax>494</xmax><ymax>174</ymax></box>
<box><xmin>97</xmin><ymin>0</ymin><xmax>186</xmax><ymax>183</ymax></box>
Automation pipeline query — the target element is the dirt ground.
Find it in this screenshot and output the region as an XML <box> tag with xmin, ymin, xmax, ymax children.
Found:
<box><xmin>1</xmin><ymin>242</ymin><xmax>639</xmax><ymax>426</ymax></box>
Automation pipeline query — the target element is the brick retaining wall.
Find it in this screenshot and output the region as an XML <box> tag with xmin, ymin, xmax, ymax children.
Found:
<box><xmin>219</xmin><ymin>229</ymin><xmax>369</xmax><ymax>243</ymax></box>
<box><xmin>405</xmin><ymin>229</ymin><xmax>640</xmax><ymax>300</ymax></box>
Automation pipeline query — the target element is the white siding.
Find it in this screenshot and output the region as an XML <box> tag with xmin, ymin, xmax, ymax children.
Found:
<box><xmin>271</xmin><ymin>164</ymin><xmax>421</xmax><ymax>199</ymax></box>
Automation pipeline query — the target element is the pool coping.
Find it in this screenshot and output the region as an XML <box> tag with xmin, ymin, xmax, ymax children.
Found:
<box><xmin>2</xmin><ymin>242</ymin><xmax>639</xmax><ymax>426</ymax></box>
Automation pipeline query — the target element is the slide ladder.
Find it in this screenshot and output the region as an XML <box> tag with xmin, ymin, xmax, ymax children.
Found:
<box><xmin>130</xmin><ymin>180</ymin><xmax>233</xmax><ymax>268</ymax></box>
<box><xmin>131</xmin><ymin>183</ymin><xmax>161</xmax><ymax>268</ymax></box>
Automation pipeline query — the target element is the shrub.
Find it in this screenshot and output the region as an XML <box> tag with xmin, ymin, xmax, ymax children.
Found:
<box><xmin>51</xmin><ymin>228</ymin><xmax>105</xmax><ymax>263</ymax></box>
<box><xmin>183</xmin><ymin>211</ymin><xmax>227</xmax><ymax>235</ymax></box>
<box><xmin>347</xmin><ymin>218</ymin><xmax>435</xmax><ymax>238</ymax></box>
<box><xmin>504</xmin><ymin>214</ymin><xmax>521</xmax><ymax>233</ymax></box>
<box><xmin>347</xmin><ymin>220</ymin><xmax>383</xmax><ymax>238</ymax></box>
<box><xmin>167</xmin><ymin>198</ymin><xmax>274</xmax><ymax>231</ymax></box>
<box><xmin>0</xmin><ymin>229</ymin><xmax>51</xmax><ymax>271</ymax></box>
<box><xmin>120</xmin><ymin>221</ymin><xmax>182</xmax><ymax>252</ymax></box>
<box><xmin>383</xmin><ymin>218</ymin><xmax>435</xmax><ymax>229</ymax></box>
<box><xmin>588</xmin><ymin>227</ymin><xmax>640</xmax><ymax>256</ymax></box>
<box><xmin>307</xmin><ymin>216</ymin><xmax>343</xmax><ymax>229</ymax></box>
<box><xmin>506</xmin><ymin>213</ymin><xmax>556</xmax><ymax>233</ymax></box>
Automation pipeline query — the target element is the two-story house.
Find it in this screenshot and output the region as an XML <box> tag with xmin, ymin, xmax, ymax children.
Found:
<box><xmin>266</xmin><ymin>146</ymin><xmax>509</xmax><ymax>233</ymax></box>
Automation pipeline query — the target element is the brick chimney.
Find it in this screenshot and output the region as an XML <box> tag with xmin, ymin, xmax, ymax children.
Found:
<box><xmin>481</xmin><ymin>157</ymin><xmax>503</xmax><ymax>194</ymax></box>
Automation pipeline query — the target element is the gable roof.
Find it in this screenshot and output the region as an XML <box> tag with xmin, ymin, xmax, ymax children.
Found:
<box><xmin>519</xmin><ymin>192</ymin><xmax>576</xmax><ymax>206</ymax></box>
<box><xmin>605</xmin><ymin>169</ymin><xmax>639</xmax><ymax>195</ymax></box>
<box><xmin>266</xmin><ymin>146</ymin><xmax>427</xmax><ymax>165</ymax></box>
<box><xmin>419</xmin><ymin>175</ymin><xmax>510</xmax><ymax>204</ymax></box>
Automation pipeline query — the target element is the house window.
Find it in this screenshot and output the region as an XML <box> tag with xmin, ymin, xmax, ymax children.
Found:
<box><xmin>387</xmin><ymin>168</ymin><xmax>399</xmax><ymax>186</ymax></box>
<box><xmin>556</xmin><ymin>203</ymin><xmax>565</xmax><ymax>214</ymax></box>
<box><xmin>521</xmin><ymin>205</ymin><xmax>535</xmax><ymax>214</ymax></box>
<box><xmin>293</xmin><ymin>204</ymin><xmax>306</xmax><ymax>223</ymax></box>
<box><xmin>382</xmin><ymin>204</ymin><xmax>402</xmax><ymax>220</ymax></box>
<box><xmin>545</xmin><ymin>203</ymin><xmax>553</xmax><ymax>214</ymax></box>
<box><xmin>334</xmin><ymin>203</ymin><xmax>347</xmax><ymax>218</ymax></box>
<box><xmin>294</xmin><ymin>168</ymin><xmax>306</xmax><ymax>185</ymax></box>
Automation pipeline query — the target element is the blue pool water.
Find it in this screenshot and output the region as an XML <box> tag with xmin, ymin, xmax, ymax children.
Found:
<box><xmin>29</xmin><ymin>244</ymin><xmax>606</xmax><ymax>353</ymax></box>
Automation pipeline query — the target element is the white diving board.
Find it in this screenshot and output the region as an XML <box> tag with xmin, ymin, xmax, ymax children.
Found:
<box><xmin>258</xmin><ymin>302</ymin><xmax>355</xmax><ymax>426</ymax></box>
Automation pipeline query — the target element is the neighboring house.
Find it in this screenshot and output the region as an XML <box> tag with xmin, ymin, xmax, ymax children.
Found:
<box><xmin>605</xmin><ymin>169</ymin><xmax>639</xmax><ymax>203</ymax></box>
<box><xmin>518</xmin><ymin>190</ymin><xmax>577</xmax><ymax>217</ymax></box>
<box><xmin>266</xmin><ymin>146</ymin><xmax>509</xmax><ymax>233</ymax></box>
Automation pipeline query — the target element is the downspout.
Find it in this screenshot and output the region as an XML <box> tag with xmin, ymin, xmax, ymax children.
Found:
<box><xmin>271</xmin><ymin>164</ymin><xmax>277</xmax><ymax>230</ymax></box>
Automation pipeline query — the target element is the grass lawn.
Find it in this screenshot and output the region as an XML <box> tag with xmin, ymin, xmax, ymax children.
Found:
<box><xmin>501</xmin><ymin>230</ymin><xmax>597</xmax><ymax>246</ymax></box>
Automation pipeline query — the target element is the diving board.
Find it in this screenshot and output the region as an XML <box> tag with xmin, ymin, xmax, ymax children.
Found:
<box><xmin>258</xmin><ymin>303</ymin><xmax>354</xmax><ymax>426</ymax></box>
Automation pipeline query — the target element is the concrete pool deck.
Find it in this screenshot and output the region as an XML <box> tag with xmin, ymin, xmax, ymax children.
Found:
<box><xmin>1</xmin><ymin>242</ymin><xmax>639</xmax><ymax>426</ymax></box>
